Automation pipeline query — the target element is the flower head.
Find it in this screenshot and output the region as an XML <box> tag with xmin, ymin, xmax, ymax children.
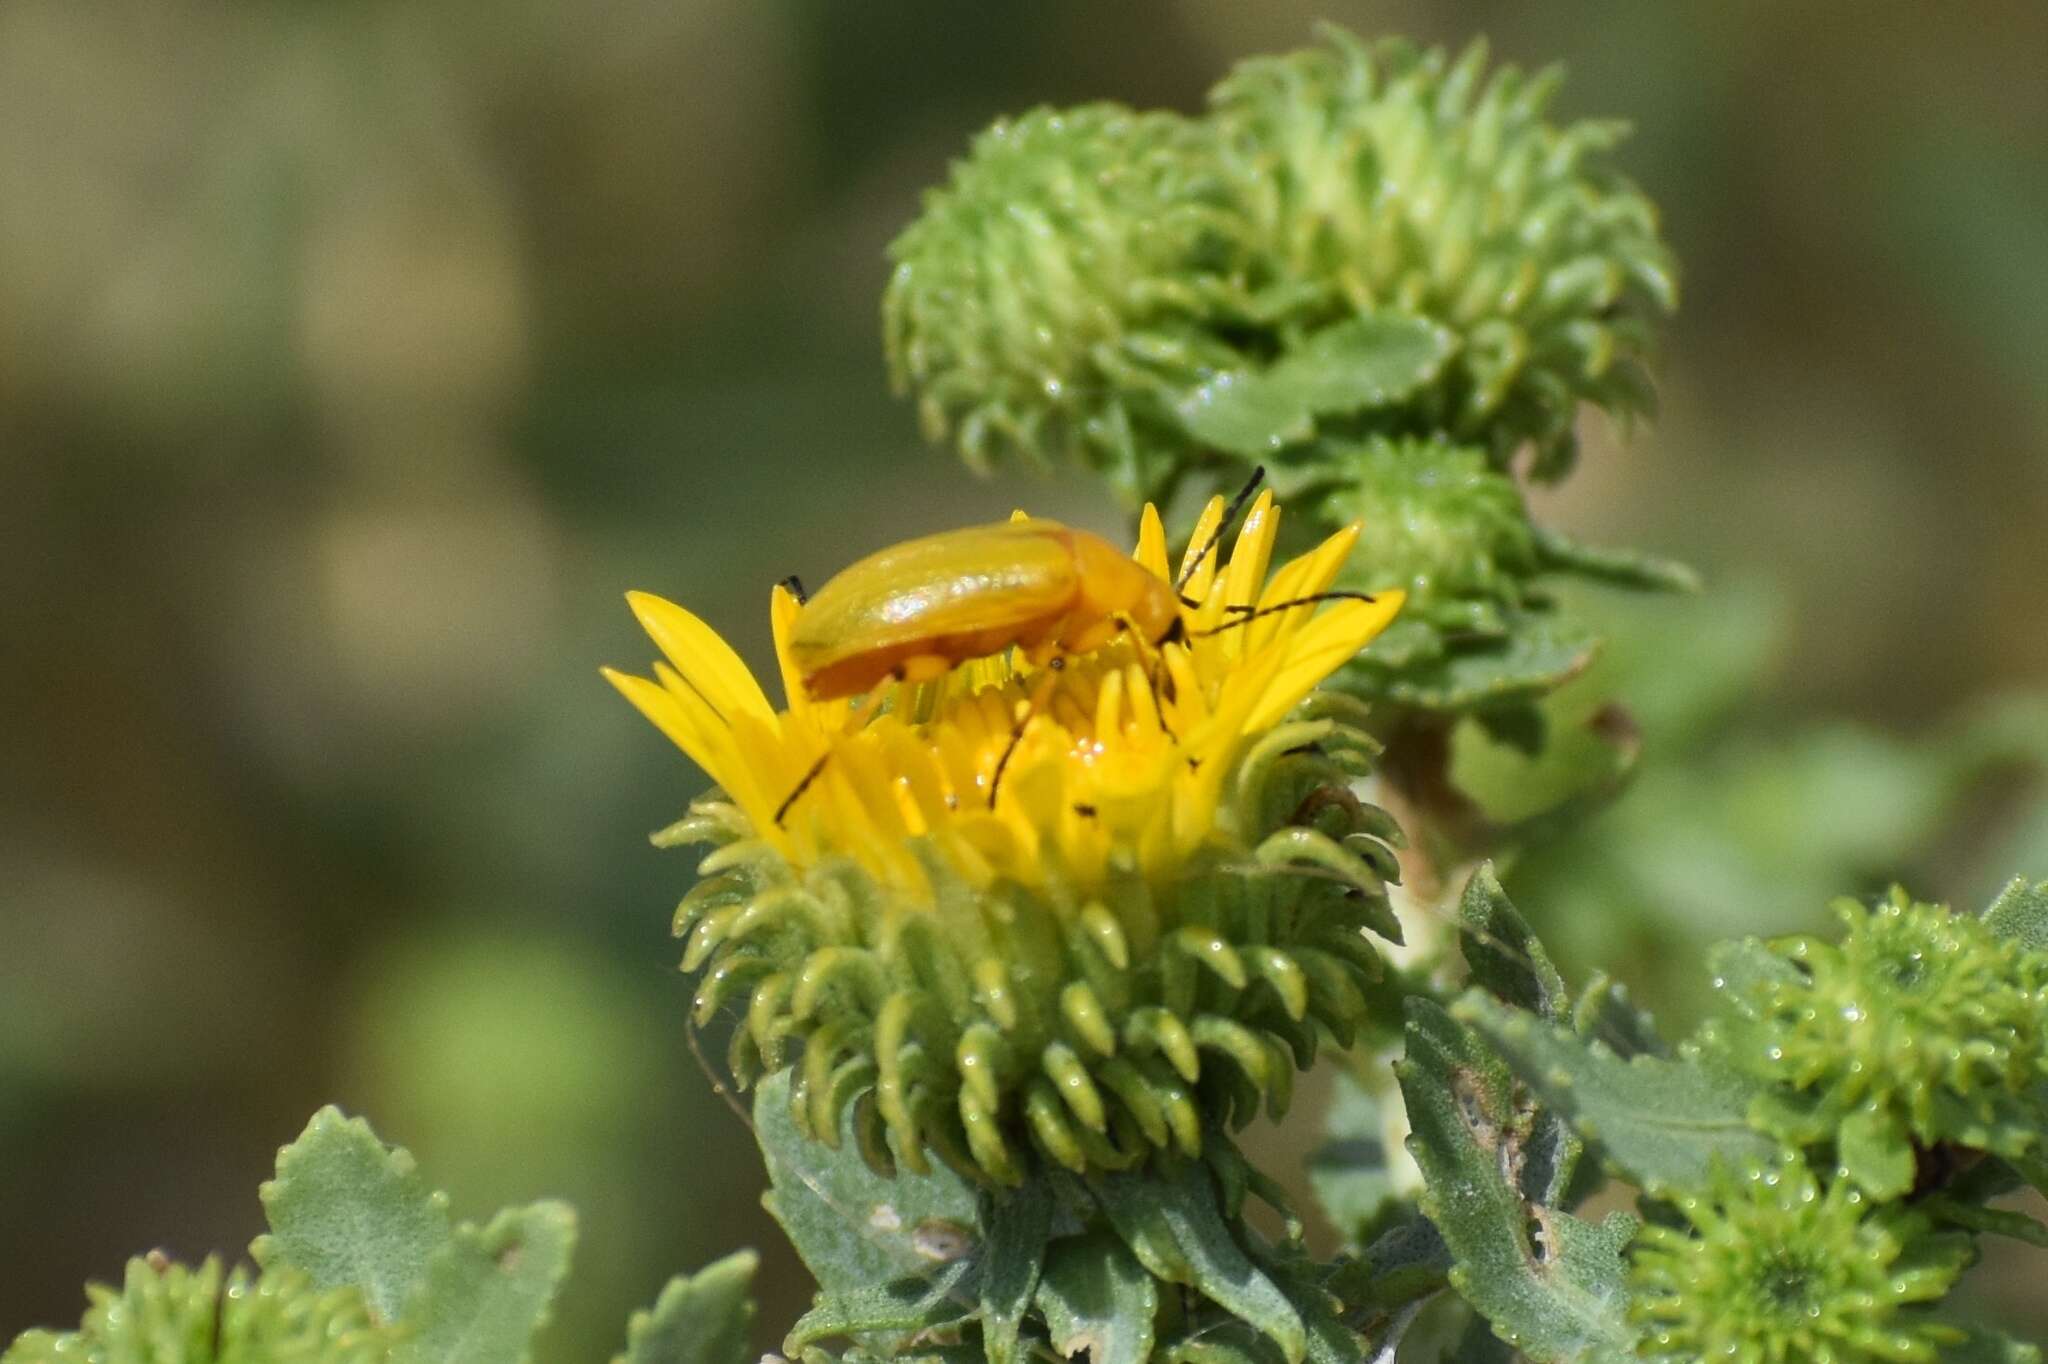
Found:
<box><xmin>607</xmin><ymin>490</ymin><xmax>1401</xmax><ymax>906</ymax></box>
<box><xmin>606</xmin><ymin>493</ymin><xmax>1408</xmax><ymax>1183</ymax></box>
<box><xmin>1630</xmin><ymin>1158</ymin><xmax>1969</xmax><ymax>1364</ymax></box>
<box><xmin>1705</xmin><ymin>889</ymin><xmax>2048</xmax><ymax>1190</ymax></box>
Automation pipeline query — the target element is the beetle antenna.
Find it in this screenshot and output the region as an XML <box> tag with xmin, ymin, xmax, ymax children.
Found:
<box><xmin>1189</xmin><ymin>590</ymin><xmax>1379</xmax><ymax>636</ymax></box>
<box><xmin>1173</xmin><ymin>466</ymin><xmax>1266</xmax><ymax>595</ymax></box>
<box><xmin>779</xmin><ymin>574</ymin><xmax>808</xmax><ymax>605</ymax></box>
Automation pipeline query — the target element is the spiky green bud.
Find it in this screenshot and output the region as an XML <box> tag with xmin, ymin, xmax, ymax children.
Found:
<box><xmin>1704</xmin><ymin>889</ymin><xmax>2048</xmax><ymax>1195</ymax></box>
<box><xmin>671</xmin><ymin>694</ymin><xmax>1403</xmax><ymax>1186</ymax></box>
<box><xmin>1207</xmin><ymin>31</ymin><xmax>1676</xmax><ymax>481</ymax></box>
<box><xmin>2</xmin><ymin>1256</ymin><xmax>394</xmax><ymax>1364</ymax></box>
<box><xmin>886</xmin><ymin>29</ymin><xmax>1674</xmax><ymax>502</ymax></box>
<box><xmin>1629</xmin><ymin>1157</ymin><xmax>1971</xmax><ymax>1364</ymax></box>
<box><xmin>883</xmin><ymin>103</ymin><xmax>1232</xmax><ymax>501</ymax></box>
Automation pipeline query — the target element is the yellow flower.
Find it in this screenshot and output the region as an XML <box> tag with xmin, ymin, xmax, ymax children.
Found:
<box><xmin>604</xmin><ymin>490</ymin><xmax>1403</xmax><ymax>904</ymax></box>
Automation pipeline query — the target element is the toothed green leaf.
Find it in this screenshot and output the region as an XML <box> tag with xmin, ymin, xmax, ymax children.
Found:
<box><xmin>978</xmin><ymin>1181</ymin><xmax>1052</xmax><ymax>1364</ymax></box>
<box><xmin>1984</xmin><ymin>875</ymin><xmax>2048</xmax><ymax>954</ymax></box>
<box><xmin>783</xmin><ymin>1262</ymin><xmax>977</xmax><ymax>1352</ymax></box>
<box><xmin>393</xmin><ymin>1202</ymin><xmax>576</xmax><ymax>1364</ymax></box>
<box><xmin>754</xmin><ymin>1070</ymin><xmax>977</xmax><ymax>1295</ymax></box>
<box><xmin>1034</xmin><ymin>1229</ymin><xmax>1159</xmax><ymax>1364</ymax></box>
<box><xmin>1092</xmin><ymin>1161</ymin><xmax>1307</xmax><ymax>1364</ymax></box>
<box><xmin>255</xmin><ymin>1106</ymin><xmax>452</xmax><ymax>1325</ymax></box>
<box><xmin>613</xmin><ymin>1251</ymin><xmax>758</xmax><ymax>1364</ymax></box>
<box><xmin>1453</xmin><ymin>991</ymin><xmax>1774</xmax><ymax>1194</ymax></box>
<box><xmin>1174</xmin><ymin>314</ymin><xmax>1453</xmax><ymax>457</ymax></box>
<box><xmin>1399</xmin><ymin>1000</ymin><xmax>1637</xmax><ymax>1363</ymax></box>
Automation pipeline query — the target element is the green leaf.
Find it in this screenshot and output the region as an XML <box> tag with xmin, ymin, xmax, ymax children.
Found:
<box><xmin>978</xmin><ymin>1183</ymin><xmax>1053</xmax><ymax>1364</ymax></box>
<box><xmin>1035</xmin><ymin>1229</ymin><xmax>1159</xmax><ymax>1364</ymax></box>
<box><xmin>1571</xmin><ymin>975</ymin><xmax>1667</xmax><ymax>1059</ymax></box>
<box><xmin>1352</xmin><ymin>1216</ymin><xmax>1449</xmax><ymax>1311</ymax></box>
<box><xmin>394</xmin><ymin>1202</ymin><xmax>577</xmax><ymax>1364</ymax></box>
<box><xmin>1175</xmin><ymin>314</ymin><xmax>1452</xmax><ymax>456</ymax></box>
<box><xmin>1459</xmin><ymin>864</ymin><xmax>1568</xmax><ymax>1020</ymax></box>
<box><xmin>1703</xmin><ymin>937</ymin><xmax>1804</xmax><ymax>1002</ymax></box>
<box><xmin>783</xmin><ymin>1262</ymin><xmax>977</xmax><ymax>1351</ymax></box>
<box><xmin>1836</xmin><ymin>1105</ymin><xmax>1915</xmax><ymax>1199</ymax></box>
<box><xmin>255</xmin><ymin>1106</ymin><xmax>452</xmax><ymax>1324</ymax></box>
<box><xmin>1983</xmin><ymin>876</ymin><xmax>2048</xmax><ymax>954</ymax></box>
<box><xmin>1457</xmin><ymin>868</ymin><xmax>1588</xmax><ymax>1207</ymax></box>
<box><xmin>614</xmin><ymin>1251</ymin><xmax>758</xmax><ymax>1364</ymax></box>
<box><xmin>1398</xmin><ymin>1000</ymin><xmax>1637</xmax><ymax>1363</ymax></box>
<box><xmin>1260</xmin><ymin>315</ymin><xmax>1455</xmax><ymax>414</ymax></box>
<box><xmin>754</xmin><ymin>1070</ymin><xmax>977</xmax><ymax>1295</ymax></box>
<box><xmin>1922</xmin><ymin>1197</ymin><xmax>2048</xmax><ymax>1249</ymax></box>
<box><xmin>1307</xmin><ymin>1073</ymin><xmax>1399</xmax><ymax>1248</ymax></box>
<box><xmin>1454</xmin><ymin>992</ymin><xmax>1775</xmax><ymax>1195</ymax></box>
<box><xmin>1359</xmin><ymin>615</ymin><xmax>1601</xmax><ymax>710</ymax></box>
<box><xmin>1938</xmin><ymin>1323</ymin><xmax>2045</xmax><ymax>1364</ymax></box>
<box><xmin>1531</xmin><ymin>528</ymin><xmax>1700</xmax><ymax>594</ymax></box>
<box><xmin>1092</xmin><ymin>1161</ymin><xmax>1307</xmax><ymax>1364</ymax></box>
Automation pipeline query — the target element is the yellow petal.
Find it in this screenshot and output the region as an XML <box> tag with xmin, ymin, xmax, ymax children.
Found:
<box><xmin>769</xmin><ymin>582</ymin><xmax>814</xmax><ymax>716</ymax></box>
<box><xmin>604</xmin><ymin>667</ymin><xmax>725</xmax><ymax>781</ymax></box>
<box><xmin>626</xmin><ymin>591</ymin><xmax>776</xmax><ymax>727</ymax></box>
<box><xmin>1134</xmin><ymin>504</ymin><xmax>1171</xmax><ymax>579</ymax></box>
<box><xmin>1244</xmin><ymin>591</ymin><xmax>1405</xmax><ymax>731</ymax></box>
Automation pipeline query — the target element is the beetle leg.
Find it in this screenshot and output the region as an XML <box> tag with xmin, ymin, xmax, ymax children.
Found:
<box><xmin>988</xmin><ymin>668</ymin><xmax>1063</xmax><ymax>808</ymax></box>
<box><xmin>773</xmin><ymin>685</ymin><xmax>894</xmax><ymax>826</ymax></box>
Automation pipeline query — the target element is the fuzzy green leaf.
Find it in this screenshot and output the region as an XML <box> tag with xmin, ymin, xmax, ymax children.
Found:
<box><xmin>1175</xmin><ymin>315</ymin><xmax>1452</xmax><ymax>457</ymax></box>
<box><xmin>1459</xmin><ymin>864</ymin><xmax>1567</xmax><ymax>1020</ymax></box>
<box><xmin>754</xmin><ymin>1070</ymin><xmax>977</xmax><ymax>1295</ymax></box>
<box><xmin>1454</xmin><ymin>992</ymin><xmax>1774</xmax><ymax>1194</ymax></box>
<box><xmin>1399</xmin><ymin>1000</ymin><xmax>1637</xmax><ymax>1363</ymax></box>
<box><xmin>1307</xmin><ymin>1073</ymin><xmax>1399</xmax><ymax>1248</ymax></box>
<box><xmin>1837</xmin><ymin>1105</ymin><xmax>1916</xmax><ymax>1199</ymax></box>
<box><xmin>783</xmin><ymin>1262</ymin><xmax>977</xmax><ymax>1351</ymax></box>
<box><xmin>1360</xmin><ymin>615</ymin><xmax>1600</xmax><ymax>710</ymax></box>
<box><xmin>1035</xmin><ymin>1229</ymin><xmax>1159</xmax><ymax>1364</ymax></box>
<box><xmin>979</xmin><ymin>1183</ymin><xmax>1052</xmax><ymax>1364</ymax></box>
<box><xmin>613</xmin><ymin>1251</ymin><xmax>758</xmax><ymax>1364</ymax></box>
<box><xmin>1983</xmin><ymin>875</ymin><xmax>2048</xmax><ymax>954</ymax></box>
<box><xmin>393</xmin><ymin>1202</ymin><xmax>576</xmax><ymax>1364</ymax></box>
<box><xmin>255</xmin><ymin>1106</ymin><xmax>453</xmax><ymax>1325</ymax></box>
<box><xmin>1092</xmin><ymin>1161</ymin><xmax>1306</xmax><ymax>1364</ymax></box>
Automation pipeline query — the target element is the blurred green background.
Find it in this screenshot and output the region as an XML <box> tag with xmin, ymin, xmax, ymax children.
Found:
<box><xmin>3</xmin><ymin>1</ymin><xmax>2044</xmax><ymax>1356</ymax></box>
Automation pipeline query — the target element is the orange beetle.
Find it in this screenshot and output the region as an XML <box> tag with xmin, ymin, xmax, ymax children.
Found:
<box><xmin>787</xmin><ymin>517</ymin><xmax>1184</xmax><ymax>702</ymax></box>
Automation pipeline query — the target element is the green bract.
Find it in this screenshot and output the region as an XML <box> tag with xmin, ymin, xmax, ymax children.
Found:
<box><xmin>1630</xmin><ymin>1158</ymin><xmax>1970</xmax><ymax>1364</ymax></box>
<box><xmin>669</xmin><ymin>694</ymin><xmax>1402</xmax><ymax>1186</ymax></box>
<box><xmin>1705</xmin><ymin>889</ymin><xmax>2048</xmax><ymax>1195</ymax></box>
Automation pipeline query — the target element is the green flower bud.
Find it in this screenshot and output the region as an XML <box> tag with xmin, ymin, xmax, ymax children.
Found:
<box><xmin>3</xmin><ymin>1255</ymin><xmax>392</xmax><ymax>1364</ymax></box>
<box><xmin>884</xmin><ymin>28</ymin><xmax>1677</xmax><ymax>503</ymax></box>
<box><xmin>1705</xmin><ymin>889</ymin><xmax>2048</xmax><ymax>1192</ymax></box>
<box><xmin>1208</xmin><ymin>30</ymin><xmax>1676</xmax><ymax>480</ymax></box>
<box><xmin>1630</xmin><ymin>1157</ymin><xmax>1971</xmax><ymax>1364</ymax></box>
